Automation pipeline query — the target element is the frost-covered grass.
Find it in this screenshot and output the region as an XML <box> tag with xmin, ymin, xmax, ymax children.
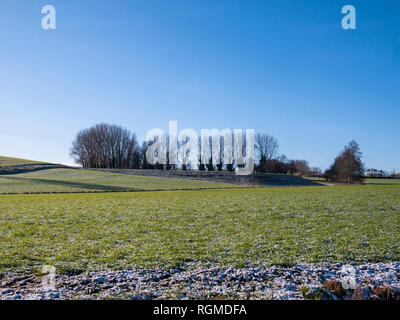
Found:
<box><xmin>0</xmin><ymin>168</ymin><xmax>239</xmax><ymax>194</ymax></box>
<box><xmin>0</xmin><ymin>185</ymin><xmax>399</xmax><ymax>273</ymax></box>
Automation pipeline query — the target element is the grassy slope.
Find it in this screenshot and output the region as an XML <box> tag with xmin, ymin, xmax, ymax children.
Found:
<box><xmin>0</xmin><ymin>168</ymin><xmax>240</xmax><ymax>194</ymax></box>
<box><xmin>0</xmin><ymin>156</ymin><xmax>48</xmax><ymax>168</ymax></box>
<box><xmin>0</xmin><ymin>185</ymin><xmax>399</xmax><ymax>273</ymax></box>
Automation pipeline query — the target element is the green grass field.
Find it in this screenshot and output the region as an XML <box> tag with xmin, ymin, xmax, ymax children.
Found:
<box><xmin>365</xmin><ymin>178</ymin><xmax>400</xmax><ymax>185</ymax></box>
<box><xmin>0</xmin><ymin>156</ymin><xmax>47</xmax><ymax>168</ymax></box>
<box><xmin>306</xmin><ymin>177</ymin><xmax>400</xmax><ymax>185</ymax></box>
<box><xmin>0</xmin><ymin>168</ymin><xmax>240</xmax><ymax>194</ymax></box>
<box><xmin>1</xmin><ymin>185</ymin><xmax>399</xmax><ymax>274</ymax></box>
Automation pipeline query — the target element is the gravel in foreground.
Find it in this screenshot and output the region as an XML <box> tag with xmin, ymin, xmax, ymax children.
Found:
<box><xmin>1</xmin><ymin>262</ymin><xmax>399</xmax><ymax>300</ymax></box>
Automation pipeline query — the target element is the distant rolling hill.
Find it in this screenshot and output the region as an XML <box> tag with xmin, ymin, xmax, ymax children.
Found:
<box><xmin>0</xmin><ymin>156</ymin><xmax>50</xmax><ymax>167</ymax></box>
<box><xmin>0</xmin><ymin>168</ymin><xmax>241</xmax><ymax>194</ymax></box>
<box><xmin>0</xmin><ymin>156</ymin><xmax>68</xmax><ymax>174</ymax></box>
<box><xmin>0</xmin><ymin>156</ymin><xmax>240</xmax><ymax>194</ymax></box>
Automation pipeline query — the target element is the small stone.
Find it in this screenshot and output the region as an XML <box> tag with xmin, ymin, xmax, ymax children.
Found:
<box><xmin>93</xmin><ymin>277</ymin><xmax>106</xmax><ymax>284</ymax></box>
<box><xmin>1</xmin><ymin>289</ymin><xmax>13</xmax><ymax>295</ymax></box>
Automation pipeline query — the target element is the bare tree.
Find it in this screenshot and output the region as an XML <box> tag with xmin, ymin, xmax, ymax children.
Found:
<box><xmin>255</xmin><ymin>133</ymin><xmax>279</xmax><ymax>163</ymax></box>
<box><xmin>325</xmin><ymin>140</ymin><xmax>364</xmax><ymax>183</ymax></box>
<box><xmin>70</xmin><ymin>124</ymin><xmax>140</xmax><ymax>169</ymax></box>
<box><xmin>293</xmin><ymin>160</ymin><xmax>310</xmax><ymax>176</ymax></box>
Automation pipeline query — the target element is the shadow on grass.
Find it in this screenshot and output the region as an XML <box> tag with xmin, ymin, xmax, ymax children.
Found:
<box><xmin>255</xmin><ymin>176</ymin><xmax>325</xmax><ymax>187</ymax></box>
<box><xmin>366</xmin><ymin>182</ymin><xmax>400</xmax><ymax>185</ymax></box>
<box><xmin>1</xmin><ymin>176</ymin><xmax>133</xmax><ymax>192</ymax></box>
<box><xmin>0</xmin><ymin>164</ymin><xmax>68</xmax><ymax>175</ymax></box>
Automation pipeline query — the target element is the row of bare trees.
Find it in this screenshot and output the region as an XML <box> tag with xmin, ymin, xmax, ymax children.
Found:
<box><xmin>70</xmin><ymin>125</ymin><xmax>322</xmax><ymax>175</ymax></box>
<box><xmin>70</xmin><ymin>124</ymin><xmax>371</xmax><ymax>184</ymax></box>
<box><xmin>254</xmin><ymin>133</ymin><xmax>317</xmax><ymax>176</ymax></box>
<box><xmin>365</xmin><ymin>168</ymin><xmax>399</xmax><ymax>178</ymax></box>
<box><xmin>70</xmin><ymin>124</ymin><xmax>141</xmax><ymax>169</ymax></box>
<box><xmin>254</xmin><ymin>133</ymin><xmax>368</xmax><ymax>183</ymax></box>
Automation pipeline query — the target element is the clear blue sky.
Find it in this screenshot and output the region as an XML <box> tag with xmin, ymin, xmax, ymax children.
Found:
<box><xmin>0</xmin><ymin>0</ymin><xmax>399</xmax><ymax>171</ymax></box>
